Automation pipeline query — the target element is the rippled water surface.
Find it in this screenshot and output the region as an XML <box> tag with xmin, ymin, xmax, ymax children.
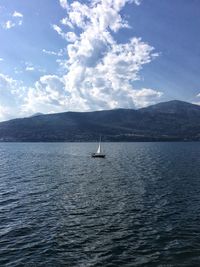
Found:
<box><xmin>1</xmin><ymin>142</ymin><xmax>200</xmax><ymax>266</ymax></box>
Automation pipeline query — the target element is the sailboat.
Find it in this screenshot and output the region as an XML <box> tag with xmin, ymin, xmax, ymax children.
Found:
<box><xmin>91</xmin><ymin>136</ymin><xmax>105</xmax><ymax>158</ymax></box>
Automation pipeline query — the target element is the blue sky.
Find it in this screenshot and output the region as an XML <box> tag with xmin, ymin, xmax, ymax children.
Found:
<box><xmin>0</xmin><ymin>0</ymin><xmax>200</xmax><ymax>121</ymax></box>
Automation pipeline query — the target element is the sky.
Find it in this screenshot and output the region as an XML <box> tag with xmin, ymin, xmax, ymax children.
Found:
<box><xmin>0</xmin><ymin>0</ymin><xmax>200</xmax><ymax>121</ymax></box>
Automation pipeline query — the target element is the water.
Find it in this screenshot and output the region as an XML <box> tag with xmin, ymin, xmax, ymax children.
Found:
<box><xmin>1</xmin><ymin>142</ymin><xmax>200</xmax><ymax>266</ymax></box>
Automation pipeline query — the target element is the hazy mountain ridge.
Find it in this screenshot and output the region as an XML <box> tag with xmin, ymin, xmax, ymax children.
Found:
<box><xmin>0</xmin><ymin>100</ymin><xmax>200</xmax><ymax>141</ymax></box>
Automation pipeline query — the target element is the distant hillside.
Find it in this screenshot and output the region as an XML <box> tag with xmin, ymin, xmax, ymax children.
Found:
<box><xmin>0</xmin><ymin>100</ymin><xmax>200</xmax><ymax>141</ymax></box>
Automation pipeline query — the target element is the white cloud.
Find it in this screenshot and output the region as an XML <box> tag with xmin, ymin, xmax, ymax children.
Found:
<box><xmin>24</xmin><ymin>62</ymin><xmax>46</xmax><ymax>73</ymax></box>
<box><xmin>133</xmin><ymin>0</ymin><xmax>142</xmax><ymax>5</ymax></box>
<box><xmin>22</xmin><ymin>75</ymin><xmax>69</xmax><ymax>114</ymax></box>
<box><xmin>194</xmin><ymin>93</ymin><xmax>200</xmax><ymax>106</ymax></box>
<box><xmin>132</xmin><ymin>88</ymin><xmax>163</xmax><ymax>108</ymax></box>
<box><xmin>54</xmin><ymin>0</ymin><xmax>162</xmax><ymax>110</ymax></box>
<box><xmin>13</xmin><ymin>11</ymin><xmax>23</xmax><ymax>18</ymax></box>
<box><xmin>25</xmin><ymin>66</ymin><xmax>35</xmax><ymax>71</ymax></box>
<box><xmin>52</xmin><ymin>24</ymin><xmax>69</xmax><ymax>40</ymax></box>
<box><xmin>42</xmin><ymin>49</ymin><xmax>64</xmax><ymax>57</ymax></box>
<box><xmin>2</xmin><ymin>20</ymin><xmax>15</xmax><ymax>29</ymax></box>
<box><xmin>2</xmin><ymin>10</ymin><xmax>23</xmax><ymax>30</ymax></box>
<box><xmin>0</xmin><ymin>0</ymin><xmax>162</xmax><ymax>121</ymax></box>
<box><xmin>59</xmin><ymin>0</ymin><xmax>69</xmax><ymax>10</ymax></box>
<box><xmin>0</xmin><ymin>73</ymin><xmax>25</xmax><ymax>121</ymax></box>
<box><xmin>0</xmin><ymin>73</ymin><xmax>68</xmax><ymax>121</ymax></box>
<box><xmin>66</xmin><ymin>32</ymin><xmax>78</xmax><ymax>42</ymax></box>
<box><xmin>0</xmin><ymin>106</ymin><xmax>9</xmax><ymax>122</ymax></box>
<box><xmin>0</xmin><ymin>58</ymin><xmax>3</xmax><ymax>62</ymax></box>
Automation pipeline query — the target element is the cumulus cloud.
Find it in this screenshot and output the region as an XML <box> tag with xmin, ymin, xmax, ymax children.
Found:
<box><xmin>52</xmin><ymin>0</ymin><xmax>162</xmax><ymax>110</ymax></box>
<box><xmin>0</xmin><ymin>73</ymin><xmax>68</xmax><ymax>121</ymax></box>
<box><xmin>0</xmin><ymin>0</ymin><xmax>162</xmax><ymax>121</ymax></box>
<box><xmin>132</xmin><ymin>88</ymin><xmax>163</xmax><ymax>108</ymax></box>
<box><xmin>22</xmin><ymin>75</ymin><xmax>69</xmax><ymax>114</ymax></box>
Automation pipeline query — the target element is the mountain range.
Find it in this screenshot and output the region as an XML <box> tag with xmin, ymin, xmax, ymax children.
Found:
<box><xmin>0</xmin><ymin>100</ymin><xmax>200</xmax><ymax>142</ymax></box>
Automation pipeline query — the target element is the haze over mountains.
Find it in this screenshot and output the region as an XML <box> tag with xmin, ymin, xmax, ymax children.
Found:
<box><xmin>0</xmin><ymin>100</ymin><xmax>200</xmax><ymax>142</ymax></box>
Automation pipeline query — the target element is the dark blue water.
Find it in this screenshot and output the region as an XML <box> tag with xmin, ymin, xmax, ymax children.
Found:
<box><xmin>1</xmin><ymin>142</ymin><xmax>200</xmax><ymax>266</ymax></box>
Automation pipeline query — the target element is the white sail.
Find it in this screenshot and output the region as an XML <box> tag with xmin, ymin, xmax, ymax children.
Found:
<box><xmin>97</xmin><ymin>143</ymin><xmax>101</xmax><ymax>154</ymax></box>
